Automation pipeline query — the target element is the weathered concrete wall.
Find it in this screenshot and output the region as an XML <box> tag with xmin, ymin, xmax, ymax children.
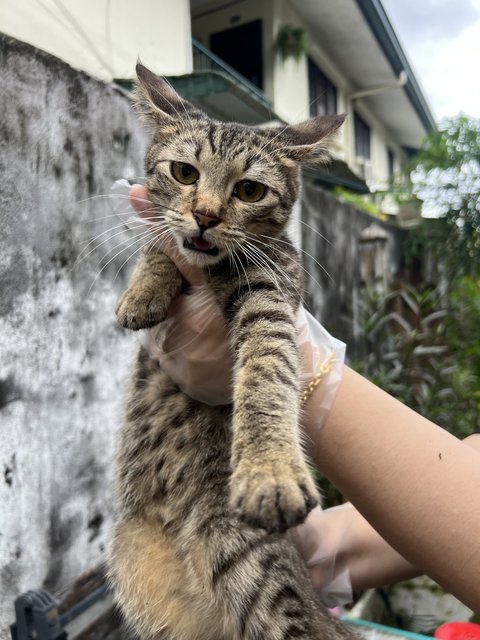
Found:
<box><xmin>0</xmin><ymin>34</ymin><xmax>148</xmax><ymax>634</ymax></box>
<box><xmin>301</xmin><ymin>181</ymin><xmax>406</xmax><ymax>353</ymax></box>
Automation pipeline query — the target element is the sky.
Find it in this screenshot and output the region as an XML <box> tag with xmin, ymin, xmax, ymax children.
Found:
<box><xmin>381</xmin><ymin>0</ymin><xmax>480</xmax><ymax>121</ymax></box>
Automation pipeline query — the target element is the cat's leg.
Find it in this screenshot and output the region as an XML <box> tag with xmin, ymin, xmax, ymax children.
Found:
<box><xmin>109</xmin><ymin>517</ymin><xmax>232</xmax><ymax>640</ymax></box>
<box><xmin>116</xmin><ymin>246</ymin><xmax>183</xmax><ymax>330</ymax></box>
<box><xmin>226</xmin><ymin>290</ymin><xmax>319</xmax><ymax>533</ymax></box>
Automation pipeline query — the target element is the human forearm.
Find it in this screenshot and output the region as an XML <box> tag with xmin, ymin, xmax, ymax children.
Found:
<box><xmin>335</xmin><ymin>504</ymin><xmax>419</xmax><ymax>592</ymax></box>
<box><xmin>312</xmin><ymin>366</ymin><xmax>480</xmax><ymax>611</ymax></box>
<box><xmin>464</xmin><ymin>432</ymin><xmax>480</xmax><ymax>452</ymax></box>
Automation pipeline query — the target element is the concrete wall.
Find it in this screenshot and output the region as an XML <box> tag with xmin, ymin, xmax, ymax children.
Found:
<box><xmin>0</xmin><ymin>34</ymin><xmax>148</xmax><ymax>635</ymax></box>
<box><xmin>301</xmin><ymin>180</ymin><xmax>406</xmax><ymax>352</ymax></box>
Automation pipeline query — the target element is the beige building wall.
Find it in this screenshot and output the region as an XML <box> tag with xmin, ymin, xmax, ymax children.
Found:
<box><xmin>0</xmin><ymin>0</ymin><xmax>193</xmax><ymax>80</ymax></box>
<box><xmin>192</xmin><ymin>0</ymin><xmax>405</xmax><ymax>191</ymax></box>
<box><xmin>350</xmin><ymin>102</ymin><xmax>407</xmax><ymax>191</ymax></box>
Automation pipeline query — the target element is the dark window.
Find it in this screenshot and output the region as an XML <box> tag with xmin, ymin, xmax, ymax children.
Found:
<box><xmin>308</xmin><ymin>58</ymin><xmax>337</xmax><ymax>117</ymax></box>
<box><xmin>210</xmin><ymin>20</ymin><xmax>263</xmax><ymax>89</ymax></box>
<box><xmin>354</xmin><ymin>112</ymin><xmax>370</xmax><ymax>159</ymax></box>
<box><xmin>387</xmin><ymin>148</ymin><xmax>395</xmax><ymax>180</ymax></box>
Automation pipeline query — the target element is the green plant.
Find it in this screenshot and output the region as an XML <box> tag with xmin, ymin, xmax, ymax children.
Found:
<box><xmin>397</xmin><ymin>116</ymin><xmax>480</xmax><ymax>277</ymax></box>
<box><xmin>351</xmin><ymin>282</ymin><xmax>480</xmax><ymax>439</ymax></box>
<box><xmin>273</xmin><ymin>25</ymin><xmax>309</xmax><ymax>62</ymax></box>
<box><xmin>334</xmin><ymin>186</ymin><xmax>386</xmax><ymax>220</ymax></box>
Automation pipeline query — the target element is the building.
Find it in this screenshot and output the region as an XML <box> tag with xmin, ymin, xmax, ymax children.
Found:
<box><xmin>2</xmin><ymin>0</ymin><xmax>436</xmax><ymax>193</ymax></box>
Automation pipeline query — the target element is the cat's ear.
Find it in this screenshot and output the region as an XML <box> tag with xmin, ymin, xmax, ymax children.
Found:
<box><xmin>132</xmin><ymin>62</ymin><xmax>198</xmax><ymax>126</ymax></box>
<box><xmin>281</xmin><ymin>114</ymin><xmax>345</xmax><ymax>163</ymax></box>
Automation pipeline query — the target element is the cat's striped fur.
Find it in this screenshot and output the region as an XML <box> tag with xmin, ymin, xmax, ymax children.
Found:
<box><xmin>109</xmin><ymin>64</ymin><xmax>352</xmax><ymax>640</ymax></box>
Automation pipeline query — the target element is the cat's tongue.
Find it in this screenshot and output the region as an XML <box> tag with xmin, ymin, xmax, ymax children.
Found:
<box><xmin>191</xmin><ymin>237</ymin><xmax>214</xmax><ymax>251</ymax></box>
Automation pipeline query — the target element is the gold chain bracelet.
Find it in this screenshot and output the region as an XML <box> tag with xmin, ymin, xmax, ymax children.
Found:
<box><xmin>302</xmin><ymin>352</ymin><xmax>337</xmax><ymax>403</ymax></box>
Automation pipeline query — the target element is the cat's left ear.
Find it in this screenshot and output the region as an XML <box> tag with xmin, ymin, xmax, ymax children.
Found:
<box><xmin>281</xmin><ymin>114</ymin><xmax>345</xmax><ymax>163</ymax></box>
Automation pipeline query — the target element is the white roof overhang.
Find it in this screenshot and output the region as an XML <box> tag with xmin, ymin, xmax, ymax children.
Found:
<box><xmin>291</xmin><ymin>0</ymin><xmax>437</xmax><ymax>149</ymax></box>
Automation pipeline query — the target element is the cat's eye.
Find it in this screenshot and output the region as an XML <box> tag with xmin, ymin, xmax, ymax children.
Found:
<box><xmin>171</xmin><ymin>161</ymin><xmax>199</xmax><ymax>185</ymax></box>
<box><xmin>234</xmin><ymin>180</ymin><xmax>266</xmax><ymax>203</ymax></box>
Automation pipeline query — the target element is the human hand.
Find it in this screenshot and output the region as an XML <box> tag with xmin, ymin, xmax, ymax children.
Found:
<box><xmin>291</xmin><ymin>504</ymin><xmax>354</xmax><ymax>607</ymax></box>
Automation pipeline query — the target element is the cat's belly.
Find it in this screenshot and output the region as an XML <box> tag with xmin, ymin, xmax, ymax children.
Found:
<box><xmin>110</xmin><ymin>518</ymin><xmax>234</xmax><ymax>640</ymax></box>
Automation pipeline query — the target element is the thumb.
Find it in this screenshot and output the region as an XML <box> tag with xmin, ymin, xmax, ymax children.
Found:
<box><xmin>129</xmin><ymin>185</ymin><xmax>205</xmax><ymax>286</ymax></box>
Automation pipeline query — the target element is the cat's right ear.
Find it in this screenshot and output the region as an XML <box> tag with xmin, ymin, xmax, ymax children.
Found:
<box><xmin>133</xmin><ymin>63</ymin><xmax>196</xmax><ymax>126</ymax></box>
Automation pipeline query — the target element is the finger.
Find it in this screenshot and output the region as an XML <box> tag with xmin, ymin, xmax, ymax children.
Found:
<box><xmin>128</xmin><ymin>185</ymin><xmax>205</xmax><ymax>286</ymax></box>
<box><xmin>129</xmin><ymin>184</ymin><xmax>152</xmax><ymax>215</ymax></box>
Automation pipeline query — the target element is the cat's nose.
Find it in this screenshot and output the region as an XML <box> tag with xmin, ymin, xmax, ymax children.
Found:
<box><xmin>193</xmin><ymin>209</ymin><xmax>221</xmax><ymax>229</ymax></box>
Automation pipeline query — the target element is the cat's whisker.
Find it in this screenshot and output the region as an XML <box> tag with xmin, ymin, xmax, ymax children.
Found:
<box><xmin>231</xmin><ymin>240</ymin><xmax>252</xmax><ymax>296</ymax></box>
<box><xmin>112</xmin><ymin>227</ymin><xmax>174</xmax><ymax>283</ymax></box>
<box><xmin>86</xmin><ymin>228</ymin><xmax>153</xmax><ymax>295</ymax></box>
<box><xmin>255</xmin><ymin>232</ymin><xmax>334</xmax><ymax>284</ymax></box>
<box><xmin>77</xmin><ymin>193</ymin><xmax>152</xmax><ymax>205</ymax></box>
<box><xmin>241</xmin><ymin>236</ymin><xmax>291</xmax><ymax>286</ymax></box>
<box><xmin>79</xmin><ymin>217</ymin><xmax>145</xmax><ymax>245</ymax></box>
<box><xmin>298</xmin><ymin>220</ymin><xmax>332</xmax><ymax>245</ymax></box>
<box><xmin>76</xmin><ymin>192</ymin><xmax>183</xmax><ymax>216</ymax></box>
<box><xmin>241</xmin><ymin>241</ymin><xmax>290</xmax><ymax>307</ymax></box>
<box><xmin>248</xmin><ymin>235</ymin><xmax>326</xmax><ymax>295</ymax></box>
<box><xmin>73</xmin><ymin>221</ymin><xmax>151</xmax><ymax>271</ymax></box>
<box><xmin>113</xmin><ymin>235</ymin><xmax>155</xmax><ymax>283</ymax></box>
<box><xmin>224</xmin><ymin>240</ymin><xmax>243</xmax><ymax>293</ymax></box>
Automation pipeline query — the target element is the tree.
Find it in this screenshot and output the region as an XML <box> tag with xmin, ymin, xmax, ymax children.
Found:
<box><xmin>406</xmin><ymin>115</ymin><xmax>480</xmax><ymax>276</ymax></box>
<box><xmin>349</xmin><ymin>116</ymin><xmax>480</xmax><ymax>441</ymax></box>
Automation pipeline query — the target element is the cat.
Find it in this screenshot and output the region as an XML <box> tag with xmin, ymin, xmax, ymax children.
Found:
<box><xmin>109</xmin><ymin>63</ymin><xmax>352</xmax><ymax>640</ymax></box>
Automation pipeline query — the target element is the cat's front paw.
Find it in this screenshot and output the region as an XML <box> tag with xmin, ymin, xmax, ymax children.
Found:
<box><xmin>116</xmin><ymin>289</ymin><xmax>169</xmax><ymax>330</ymax></box>
<box><xmin>230</xmin><ymin>460</ymin><xmax>319</xmax><ymax>533</ymax></box>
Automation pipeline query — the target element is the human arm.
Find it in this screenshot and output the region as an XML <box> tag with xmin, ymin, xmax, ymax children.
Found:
<box><xmin>296</xmin><ymin>427</ymin><xmax>480</xmax><ymax>602</ymax></box>
<box><xmin>313</xmin><ymin>367</ymin><xmax>480</xmax><ymax>611</ymax></box>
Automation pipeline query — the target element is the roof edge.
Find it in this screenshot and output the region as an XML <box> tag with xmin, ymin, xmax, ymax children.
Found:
<box><xmin>355</xmin><ymin>0</ymin><xmax>437</xmax><ymax>133</ymax></box>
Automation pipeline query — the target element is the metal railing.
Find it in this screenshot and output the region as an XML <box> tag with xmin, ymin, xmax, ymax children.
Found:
<box><xmin>192</xmin><ymin>38</ymin><xmax>272</xmax><ymax>109</ymax></box>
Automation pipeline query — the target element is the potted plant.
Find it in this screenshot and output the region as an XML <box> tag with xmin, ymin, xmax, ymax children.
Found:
<box><xmin>274</xmin><ymin>24</ymin><xmax>309</xmax><ymax>62</ymax></box>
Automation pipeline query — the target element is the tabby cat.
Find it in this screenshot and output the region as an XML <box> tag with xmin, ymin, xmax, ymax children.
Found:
<box><xmin>109</xmin><ymin>64</ymin><xmax>353</xmax><ymax>640</ymax></box>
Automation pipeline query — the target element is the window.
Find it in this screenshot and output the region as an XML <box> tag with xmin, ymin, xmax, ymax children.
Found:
<box><xmin>308</xmin><ymin>58</ymin><xmax>337</xmax><ymax>117</ymax></box>
<box><xmin>210</xmin><ymin>20</ymin><xmax>263</xmax><ymax>89</ymax></box>
<box><xmin>387</xmin><ymin>148</ymin><xmax>395</xmax><ymax>181</ymax></box>
<box><xmin>354</xmin><ymin>112</ymin><xmax>370</xmax><ymax>159</ymax></box>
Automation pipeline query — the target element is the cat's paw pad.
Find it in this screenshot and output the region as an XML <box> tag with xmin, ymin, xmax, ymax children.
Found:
<box><xmin>116</xmin><ymin>289</ymin><xmax>168</xmax><ymax>330</ymax></box>
<box><xmin>230</xmin><ymin>462</ymin><xmax>319</xmax><ymax>533</ymax></box>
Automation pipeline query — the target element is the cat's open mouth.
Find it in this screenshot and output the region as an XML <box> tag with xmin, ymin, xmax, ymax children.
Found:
<box><xmin>183</xmin><ymin>237</ymin><xmax>219</xmax><ymax>256</ymax></box>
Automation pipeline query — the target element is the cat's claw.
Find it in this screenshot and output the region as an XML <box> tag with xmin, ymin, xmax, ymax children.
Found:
<box><xmin>116</xmin><ymin>290</ymin><xmax>168</xmax><ymax>330</ymax></box>
<box><xmin>229</xmin><ymin>462</ymin><xmax>319</xmax><ymax>533</ymax></box>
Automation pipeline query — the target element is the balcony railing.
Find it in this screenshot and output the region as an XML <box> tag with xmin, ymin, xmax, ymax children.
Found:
<box><xmin>192</xmin><ymin>38</ymin><xmax>272</xmax><ymax>109</ymax></box>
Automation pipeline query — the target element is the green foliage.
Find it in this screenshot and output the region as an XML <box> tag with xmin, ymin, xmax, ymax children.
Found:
<box><xmin>402</xmin><ymin>116</ymin><xmax>480</xmax><ymax>277</ymax></box>
<box><xmin>273</xmin><ymin>25</ymin><xmax>309</xmax><ymax>62</ymax></box>
<box><xmin>351</xmin><ymin>281</ymin><xmax>480</xmax><ymax>439</ymax></box>
<box><xmin>333</xmin><ymin>186</ymin><xmax>386</xmax><ymax>220</ymax></box>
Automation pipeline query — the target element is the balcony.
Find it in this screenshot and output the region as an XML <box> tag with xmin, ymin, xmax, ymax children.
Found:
<box><xmin>167</xmin><ymin>39</ymin><xmax>276</xmax><ymax>125</ymax></box>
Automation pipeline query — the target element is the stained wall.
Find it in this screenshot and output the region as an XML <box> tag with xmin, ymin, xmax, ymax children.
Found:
<box><xmin>0</xmin><ymin>34</ymin><xmax>148</xmax><ymax>635</ymax></box>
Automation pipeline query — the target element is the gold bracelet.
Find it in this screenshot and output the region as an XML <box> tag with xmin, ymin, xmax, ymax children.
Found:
<box><xmin>302</xmin><ymin>352</ymin><xmax>337</xmax><ymax>403</ymax></box>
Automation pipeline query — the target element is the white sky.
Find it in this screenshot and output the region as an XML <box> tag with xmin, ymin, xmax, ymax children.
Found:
<box><xmin>382</xmin><ymin>0</ymin><xmax>480</xmax><ymax>121</ymax></box>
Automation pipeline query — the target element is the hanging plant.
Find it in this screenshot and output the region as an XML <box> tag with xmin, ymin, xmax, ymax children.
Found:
<box><xmin>274</xmin><ymin>25</ymin><xmax>309</xmax><ymax>63</ymax></box>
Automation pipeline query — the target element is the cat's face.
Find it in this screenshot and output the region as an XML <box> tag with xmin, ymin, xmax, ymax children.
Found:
<box><xmin>135</xmin><ymin>64</ymin><xmax>344</xmax><ymax>267</ymax></box>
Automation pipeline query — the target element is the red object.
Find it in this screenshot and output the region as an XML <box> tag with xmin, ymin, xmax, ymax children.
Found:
<box><xmin>435</xmin><ymin>622</ymin><xmax>480</xmax><ymax>640</ymax></box>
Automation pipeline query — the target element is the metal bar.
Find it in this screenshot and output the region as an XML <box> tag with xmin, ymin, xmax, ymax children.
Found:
<box><xmin>59</xmin><ymin>585</ymin><xmax>109</xmax><ymax>627</ymax></box>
